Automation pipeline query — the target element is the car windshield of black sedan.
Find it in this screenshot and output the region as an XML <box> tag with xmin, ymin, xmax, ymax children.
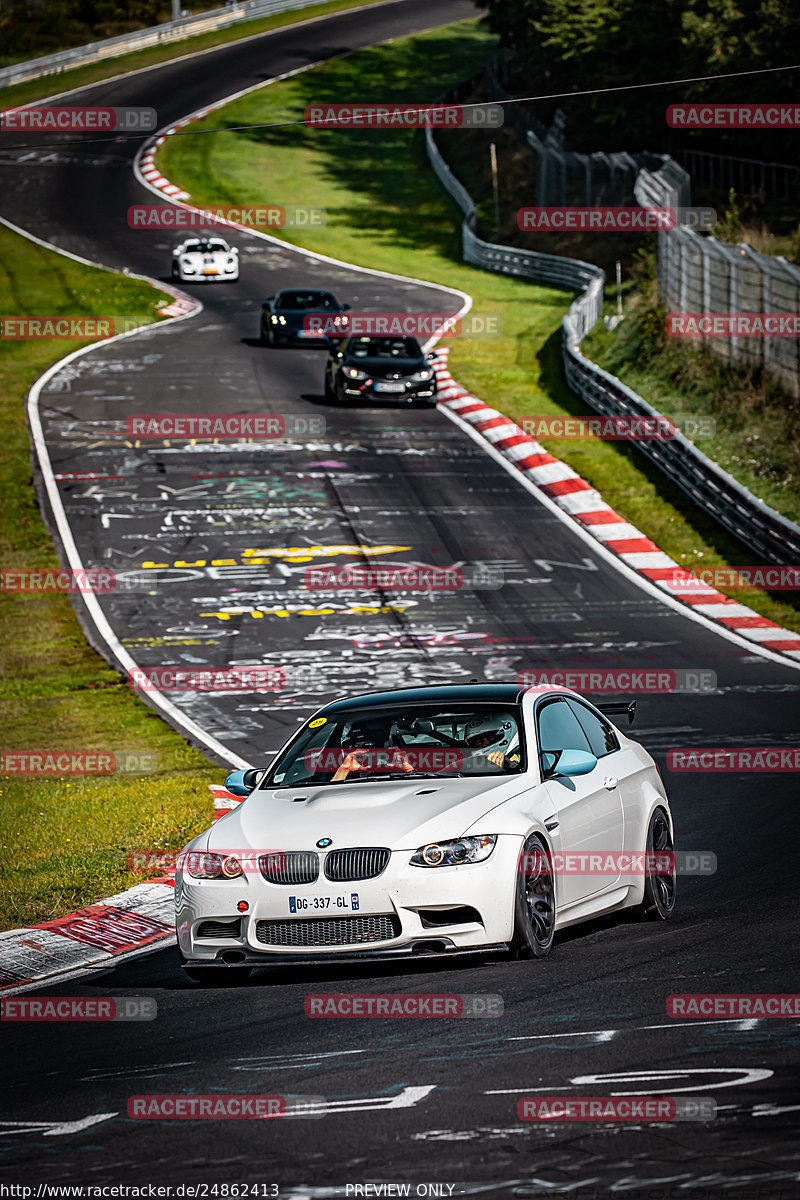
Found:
<box><xmin>278</xmin><ymin>291</ymin><xmax>337</xmax><ymax>310</ymax></box>
<box><xmin>349</xmin><ymin>337</ymin><xmax>421</xmax><ymax>359</ymax></box>
<box><xmin>265</xmin><ymin>704</ymin><xmax>525</xmax><ymax>788</ymax></box>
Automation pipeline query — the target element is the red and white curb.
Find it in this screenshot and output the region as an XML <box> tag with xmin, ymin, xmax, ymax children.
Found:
<box><xmin>139</xmin><ymin>133</ymin><xmax>190</xmax><ymax>201</ymax></box>
<box><xmin>0</xmin><ymin>787</ymin><xmax>241</xmax><ymax>993</ymax></box>
<box><xmin>432</xmin><ymin>347</ymin><xmax>800</xmax><ymax>661</ymax></box>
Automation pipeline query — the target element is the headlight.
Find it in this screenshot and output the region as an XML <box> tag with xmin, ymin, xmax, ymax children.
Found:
<box><xmin>410</xmin><ymin>835</ymin><xmax>497</xmax><ymax>867</ymax></box>
<box><xmin>184</xmin><ymin>852</ymin><xmax>243</xmax><ymax>880</ymax></box>
<box><xmin>342</xmin><ymin>367</ymin><xmax>367</xmax><ymax>381</ymax></box>
<box><xmin>225</xmin><ymin>259</ymin><xmax>236</xmax><ymax>270</ymax></box>
<box><xmin>410</xmin><ymin>369</ymin><xmax>434</xmax><ymax>382</ymax></box>
<box><xmin>182</xmin><ymin>264</ymin><xmax>196</xmax><ymax>274</ymax></box>
<box><xmin>271</xmin><ymin>314</ymin><xmax>287</xmax><ymax>324</ymax></box>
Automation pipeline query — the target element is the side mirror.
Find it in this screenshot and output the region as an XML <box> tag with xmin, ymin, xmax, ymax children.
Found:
<box><xmin>341</xmin><ymin>303</ymin><xmax>351</xmax><ymax>311</ymax></box>
<box><xmin>552</xmin><ymin>749</ymin><xmax>598</xmax><ymax>777</ymax></box>
<box><xmin>231</xmin><ymin>247</ymin><xmax>239</xmax><ymax>255</ymax></box>
<box><xmin>224</xmin><ymin>767</ymin><xmax>264</xmax><ymax>796</ymax></box>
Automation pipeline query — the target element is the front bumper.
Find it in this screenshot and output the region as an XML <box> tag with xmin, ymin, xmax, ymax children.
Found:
<box><xmin>176</xmin><ymin>837</ymin><xmax>519</xmax><ymax>964</ymax></box>
<box><xmin>180</xmin><ymin>268</ymin><xmax>238</xmax><ymax>282</ymax></box>
<box><xmin>338</xmin><ymin>378</ymin><xmax>437</xmax><ymax>403</ymax></box>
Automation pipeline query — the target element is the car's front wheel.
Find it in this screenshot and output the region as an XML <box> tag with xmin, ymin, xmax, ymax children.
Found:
<box><xmin>638</xmin><ymin>806</ymin><xmax>676</xmax><ymax>920</ymax></box>
<box><xmin>511</xmin><ymin>834</ymin><xmax>556</xmax><ymax>958</ymax></box>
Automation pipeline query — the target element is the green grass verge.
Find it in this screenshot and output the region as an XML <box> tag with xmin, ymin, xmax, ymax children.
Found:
<box><xmin>0</xmin><ymin>0</ymin><xmax>395</xmax><ymax>110</ymax></box>
<box><xmin>156</xmin><ymin>18</ymin><xmax>800</xmax><ymax>634</ymax></box>
<box><xmin>0</xmin><ymin>224</ymin><xmax>219</xmax><ymax>931</ymax></box>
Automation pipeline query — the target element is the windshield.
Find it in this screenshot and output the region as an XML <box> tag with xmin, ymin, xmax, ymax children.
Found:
<box><xmin>265</xmin><ymin>703</ymin><xmax>525</xmax><ymax>788</ymax></box>
<box><xmin>278</xmin><ymin>291</ymin><xmax>337</xmax><ymax>310</ymax></box>
<box><xmin>185</xmin><ymin>240</ymin><xmax>228</xmax><ymax>253</ymax></box>
<box><xmin>348</xmin><ymin>337</ymin><xmax>421</xmax><ymax>359</ymax></box>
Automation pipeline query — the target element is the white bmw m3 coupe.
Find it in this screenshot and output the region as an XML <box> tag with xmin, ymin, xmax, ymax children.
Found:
<box><xmin>175</xmin><ymin>683</ymin><xmax>676</xmax><ymax>982</ymax></box>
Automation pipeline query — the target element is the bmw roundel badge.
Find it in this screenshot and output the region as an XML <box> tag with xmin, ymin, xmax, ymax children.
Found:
<box><xmin>316</xmin><ymin>837</ymin><xmax>333</xmax><ymax>848</ymax></box>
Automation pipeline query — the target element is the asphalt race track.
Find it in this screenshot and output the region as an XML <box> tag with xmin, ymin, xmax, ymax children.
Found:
<box><xmin>1</xmin><ymin>1</ymin><xmax>799</xmax><ymax>1193</ymax></box>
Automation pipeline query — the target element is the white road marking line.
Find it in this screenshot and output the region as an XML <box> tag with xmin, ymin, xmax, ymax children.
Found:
<box><xmin>0</xmin><ymin>1113</ymin><xmax>117</xmax><ymax>1136</ymax></box>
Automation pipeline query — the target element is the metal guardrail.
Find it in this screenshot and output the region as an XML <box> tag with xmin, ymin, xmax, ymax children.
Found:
<box><xmin>0</xmin><ymin>0</ymin><xmax>332</xmax><ymax>89</ymax></box>
<box><xmin>425</xmin><ymin>121</ymin><xmax>800</xmax><ymax>565</ymax></box>
<box><xmin>672</xmin><ymin>148</ymin><xmax>800</xmax><ymax>201</ymax></box>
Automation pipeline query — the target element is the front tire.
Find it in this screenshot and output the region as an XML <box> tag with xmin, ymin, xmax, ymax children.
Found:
<box><xmin>511</xmin><ymin>834</ymin><xmax>556</xmax><ymax>958</ymax></box>
<box><xmin>638</xmin><ymin>807</ymin><xmax>676</xmax><ymax>920</ymax></box>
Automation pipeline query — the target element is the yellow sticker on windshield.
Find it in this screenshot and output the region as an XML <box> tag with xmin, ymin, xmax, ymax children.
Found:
<box><xmin>309</xmin><ymin>717</ymin><xmax>327</xmax><ymax>728</ymax></box>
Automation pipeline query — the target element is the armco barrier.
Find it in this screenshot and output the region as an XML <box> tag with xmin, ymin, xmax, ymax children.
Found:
<box><xmin>0</xmin><ymin>0</ymin><xmax>339</xmax><ymax>89</ymax></box>
<box><xmin>425</xmin><ymin>114</ymin><xmax>800</xmax><ymax>565</ymax></box>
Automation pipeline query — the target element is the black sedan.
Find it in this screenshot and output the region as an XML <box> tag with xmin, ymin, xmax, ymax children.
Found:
<box><xmin>324</xmin><ymin>335</ymin><xmax>438</xmax><ymax>406</ymax></box>
<box><xmin>260</xmin><ymin>288</ymin><xmax>350</xmax><ymax>346</ymax></box>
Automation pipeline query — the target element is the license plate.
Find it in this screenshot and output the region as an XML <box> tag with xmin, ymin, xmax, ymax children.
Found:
<box><xmin>203</xmin><ymin>269</ymin><xmax>218</xmax><ymax>275</ymax></box>
<box><xmin>375</xmin><ymin>381</ymin><xmax>405</xmax><ymax>393</ymax></box>
<box><xmin>289</xmin><ymin>893</ymin><xmax>359</xmax><ymax>913</ymax></box>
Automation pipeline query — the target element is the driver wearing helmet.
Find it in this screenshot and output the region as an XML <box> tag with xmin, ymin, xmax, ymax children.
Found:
<box><xmin>330</xmin><ymin>718</ymin><xmax>414</xmax><ymax>783</ymax></box>
<box><xmin>463</xmin><ymin>712</ymin><xmax>521</xmax><ymax>771</ymax></box>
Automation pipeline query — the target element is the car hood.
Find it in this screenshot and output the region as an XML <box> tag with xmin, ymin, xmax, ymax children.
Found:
<box><xmin>343</xmin><ymin>356</ymin><xmax>423</xmax><ymax>377</ymax></box>
<box><xmin>203</xmin><ymin>774</ymin><xmax>526</xmax><ymax>853</ymax></box>
<box><xmin>277</xmin><ymin>309</ymin><xmax>341</xmax><ymax>325</ymax></box>
<box><xmin>181</xmin><ymin>251</ymin><xmax>229</xmax><ymax>262</ymax></box>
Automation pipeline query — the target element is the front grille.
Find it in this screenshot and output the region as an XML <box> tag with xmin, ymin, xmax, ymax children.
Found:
<box><xmin>255</xmin><ymin>914</ymin><xmax>401</xmax><ymax>948</ymax></box>
<box><xmin>259</xmin><ymin>851</ymin><xmax>319</xmax><ymax>885</ymax></box>
<box><xmin>196</xmin><ymin>919</ymin><xmax>241</xmax><ymax>940</ymax></box>
<box><xmin>324</xmin><ymin>847</ymin><xmax>391</xmax><ymax>881</ymax></box>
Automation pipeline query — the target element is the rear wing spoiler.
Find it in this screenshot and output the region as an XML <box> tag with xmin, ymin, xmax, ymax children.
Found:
<box><xmin>595</xmin><ymin>699</ymin><xmax>637</xmax><ymax>725</ymax></box>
